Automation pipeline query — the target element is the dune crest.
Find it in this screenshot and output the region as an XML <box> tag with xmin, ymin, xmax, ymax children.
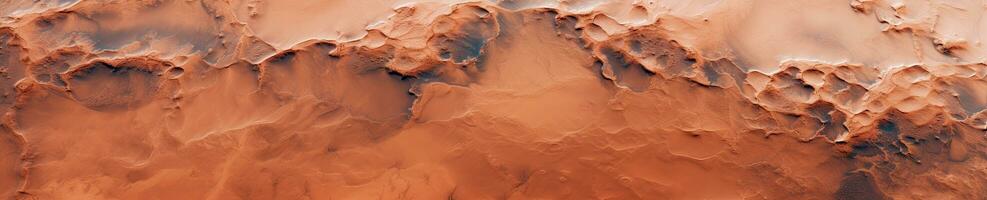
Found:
<box><xmin>1</xmin><ymin>0</ymin><xmax>985</xmax><ymax>199</ymax></box>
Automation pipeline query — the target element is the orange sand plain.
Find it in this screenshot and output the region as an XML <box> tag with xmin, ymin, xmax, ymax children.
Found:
<box><xmin>1</xmin><ymin>0</ymin><xmax>986</xmax><ymax>199</ymax></box>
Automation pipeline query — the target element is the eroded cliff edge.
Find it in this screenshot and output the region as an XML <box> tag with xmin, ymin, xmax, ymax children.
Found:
<box><xmin>0</xmin><ymin>0</ymin><xmax>985</xmax><ymax>199</ymax></box>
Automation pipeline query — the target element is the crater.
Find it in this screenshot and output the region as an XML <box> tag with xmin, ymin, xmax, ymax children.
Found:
<box><xmin>65</xmin><ymin>58</ymin><xmax>167</xmax><ymax>111</ymax></box>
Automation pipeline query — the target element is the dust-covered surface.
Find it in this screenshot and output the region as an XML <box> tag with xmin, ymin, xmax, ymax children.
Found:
<box><xmin>1</xmin><ymin>0</ymin><xmax>985</xmax><ymax>199</ymax></box>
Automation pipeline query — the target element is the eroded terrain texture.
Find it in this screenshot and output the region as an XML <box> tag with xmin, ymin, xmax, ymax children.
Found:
<box><xmin>1</xmin><ymin>0</ymin><xmax>986</xmax><ymax>199</ymax></box>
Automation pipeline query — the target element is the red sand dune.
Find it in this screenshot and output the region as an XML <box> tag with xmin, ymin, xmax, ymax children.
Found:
<box><xmin>1</xmin><ymin>0</ymin><xmax>985</xmax><ymax>199</ymax></box>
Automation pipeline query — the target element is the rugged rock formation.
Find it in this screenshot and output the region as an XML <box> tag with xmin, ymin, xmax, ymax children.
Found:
<box><xmin>0</xmin><ymin>0</ymin><xmax>985</xmax><ymax>199</ymax></box>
